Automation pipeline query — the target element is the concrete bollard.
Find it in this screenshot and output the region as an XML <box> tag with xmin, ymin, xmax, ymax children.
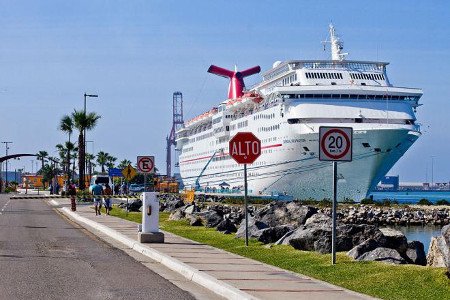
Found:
<box><xmin>138</xmin><ymin>192</ymin><xmax>164</xmax><ymax>243</ymax></box>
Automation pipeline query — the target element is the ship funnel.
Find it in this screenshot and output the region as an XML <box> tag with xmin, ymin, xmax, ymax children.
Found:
<box><xmin>208</xmin><ymin>65</ymin><xmax>261</xmax><ymax>99</ymax></box>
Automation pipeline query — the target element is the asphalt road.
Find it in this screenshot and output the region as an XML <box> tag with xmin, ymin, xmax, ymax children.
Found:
<box><xmin>0</xmin><ymin>194</ymin><xmax>195</xmax><ymax>300</ymax></box>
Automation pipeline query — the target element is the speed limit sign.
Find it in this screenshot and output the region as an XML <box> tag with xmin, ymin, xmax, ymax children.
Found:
<box><xmin>319</xmin><ymin>127</ymin><xmax>353</xmax><ymax>162</ymax></box>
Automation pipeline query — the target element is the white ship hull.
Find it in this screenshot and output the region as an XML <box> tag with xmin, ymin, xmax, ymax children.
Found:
<box><xmin>177</xmin><ymin>26</ymin><xmax>423</xmax><ymax>201</ymax></box>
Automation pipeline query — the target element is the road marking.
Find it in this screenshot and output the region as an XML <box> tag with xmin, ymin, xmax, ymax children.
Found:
<box><xmin>0</xmin><ymin>199</ymin><xmax>11</xmax><ymax>214</ymax></box>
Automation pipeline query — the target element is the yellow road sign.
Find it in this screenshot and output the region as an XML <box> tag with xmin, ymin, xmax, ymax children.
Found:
<box><xmin>122</xmin><ymin>164</ymin><xmax>137</xmax><ymax>181</ymax></box>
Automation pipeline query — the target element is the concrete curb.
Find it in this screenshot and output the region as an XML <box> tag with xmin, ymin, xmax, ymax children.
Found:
<box><xmin>56</xmin><ymin>205</ymin><xmax>256</xmax><ymax>300</ymax></box>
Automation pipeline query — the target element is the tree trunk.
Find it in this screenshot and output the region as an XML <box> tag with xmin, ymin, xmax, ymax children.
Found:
<box><xmin>78</xmin><ymin>133</ymin><xmax>85</xmax><ymax>190</ymax></box>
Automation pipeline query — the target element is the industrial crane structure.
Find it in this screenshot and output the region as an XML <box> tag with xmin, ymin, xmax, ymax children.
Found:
<box><xmin>166</xmin><ymin>92</ymin><xmax>184</xmax><ymax>177</ymax></box>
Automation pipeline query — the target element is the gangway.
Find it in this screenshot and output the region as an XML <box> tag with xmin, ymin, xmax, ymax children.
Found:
<box><xmin>194</xmin><ymin>149</ymin><xmax>222</xmax><ymax>191</ymax></box>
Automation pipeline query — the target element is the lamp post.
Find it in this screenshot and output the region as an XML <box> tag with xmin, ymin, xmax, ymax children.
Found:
<box><xmin>1</xmin><ymin>141</ymin><xmax>12</xmax><ymax>188</ymax></box>
<box><xmin>82</xmin><ymin>93</ymin><xmax>98</xmax><ymax>189</ymax></box>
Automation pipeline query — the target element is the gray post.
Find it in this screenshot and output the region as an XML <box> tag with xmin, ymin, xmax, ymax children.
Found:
<box><xmin>332</xmin><ymin>161</ymin><xmax>337</xmax><ymax>264</ymax></box>
<box><xmin>244</xmin><ymin>164</ymin><xmax>248</xmax><ymax>246</ymax></box>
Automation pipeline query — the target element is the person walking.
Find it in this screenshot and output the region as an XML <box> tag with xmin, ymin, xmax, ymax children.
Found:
<box><xmin>91</xmin><ymin>179</ymin><xmax>103</xmax><ymax>216</ymax></box>
<box><xmin>68</xmin><ymin>181</ymin><xmax>77</xmax><ymax>211</ymax></box>
<box><xmin>103</xmin><ymin>183</ymin><xmax>113</xmax><ymax>215</ymax></box>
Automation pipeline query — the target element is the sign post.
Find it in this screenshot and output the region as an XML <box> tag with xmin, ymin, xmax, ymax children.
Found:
<box><xmin>319</xmin><ymin>126</ymin><xmax>353</xmax><ymax>265</ymax></box>
<box><xmin>122</xmin><ymin>164</ymin><xmax>137</xmax><ymax>214</ymax></box>
<box><xmin>137</xmin><ymin>156</ymin><xmax>155</xmax><ymax>192</ymax></box>
<box><xmin>229</xmin><ymin>132</ymin><xmax>261</xmax><ymax>246</ymax></box>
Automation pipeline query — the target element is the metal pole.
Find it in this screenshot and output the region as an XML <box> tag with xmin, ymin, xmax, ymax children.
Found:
<box><xmin>332</xmin><ymin>161</ymin><xmax>337</xmax><ymax>265</ymax></box>
<box><xmin>244</xmin><ymin>164</ymin><xmax>248</xmax><ymax>246</ymax></box>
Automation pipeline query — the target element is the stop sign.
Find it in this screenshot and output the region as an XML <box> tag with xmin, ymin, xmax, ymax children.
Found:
<box><xmin>229</xmin><ymin>132</ymin><xmax>261</xmax><ymax>164</ymax></box>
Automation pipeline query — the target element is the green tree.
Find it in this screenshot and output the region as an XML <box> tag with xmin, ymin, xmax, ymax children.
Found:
<box><xmin>36</xmin><ymin>151</ymin><xmax>48</xmax><ymax>187</ymax></box>
<box><xmin>96</xmin><ymin>151</ymin><xmax>109</xmax><ymax>173</ymax></box>
<box><xmin>118</xmin><ymin>159</ymin><xmax>132</xmax><ymax>169</ymax></box>
<box><xmin>72</xmin><ymin>110</ymin><xmax>101</xmax><ymax>190</ymax></box>
<box><xmin>58</xmin><ymin>115</ymin><xmax>74</xmax><ymax>182</ymax></box>
<box><xmin>106</xmin><ymin>154</ymin><xmax>117</xmax><ymax>170</ymax></box>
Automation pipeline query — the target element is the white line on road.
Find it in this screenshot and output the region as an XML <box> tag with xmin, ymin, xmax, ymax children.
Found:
<box><xmin>1</xmin><ymin>198</ymin><xmax>11</xmax><ymax>215</ymax></box>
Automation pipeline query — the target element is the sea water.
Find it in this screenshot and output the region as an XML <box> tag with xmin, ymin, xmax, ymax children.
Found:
<box><xmin>369</xmin><ymin>190</ymin><xmax>450</xmax><ymax>204</ymax></box>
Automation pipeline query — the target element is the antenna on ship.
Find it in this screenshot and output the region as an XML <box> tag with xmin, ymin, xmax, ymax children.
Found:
<box><xmin>207</xmin><ymin>65</ymin><xmax>261</xmax><ymax>99</ymax></box>
<box><xmin>322</xmin><ymin>23</ymin><xmax>348</xmax><ymax>61</ymax></box>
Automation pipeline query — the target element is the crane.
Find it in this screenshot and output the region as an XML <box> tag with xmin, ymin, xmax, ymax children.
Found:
<box><xmin>195</xmin><ymin>149</ymin><xmax>223</xmax><ymax>191</ymax></box>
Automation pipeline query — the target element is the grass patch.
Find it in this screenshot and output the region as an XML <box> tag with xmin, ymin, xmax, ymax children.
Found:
<box><xmin>106</xmin><ymin>206</ymin><xmax>450</xmax><ymax>300</ymax></box>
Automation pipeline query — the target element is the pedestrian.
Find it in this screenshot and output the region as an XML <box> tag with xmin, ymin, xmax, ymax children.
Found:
<box><xmin>91</xmin><ymin>179</ymin><xmax>103</xmax><ymax>216</ymax></box>
<box><xmin>114</xmin><ymin>183</ymin><xmax>120</xmax><ymax>195</ymax></box>
<box><xmin>103</xmin><ymin>183</ymin><xmax>113</xmax><ymax>215</ymax></box>
<box><xmin>68</xmin><ymin>181</ymin><xmax>77</xmax><ymax>211</ymax></box>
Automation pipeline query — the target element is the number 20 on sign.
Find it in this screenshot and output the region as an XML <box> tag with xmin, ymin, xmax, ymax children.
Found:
<box><xmin>319</xmin><ymin>127</ymin><xmax>353</xmax><ymax>162</ymax></box>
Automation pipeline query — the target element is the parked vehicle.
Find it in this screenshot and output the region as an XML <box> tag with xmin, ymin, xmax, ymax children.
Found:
<box><xmin>129</xmin><ymin>184</ymin><xmax>145</xmax><ymax>193</ymax></box>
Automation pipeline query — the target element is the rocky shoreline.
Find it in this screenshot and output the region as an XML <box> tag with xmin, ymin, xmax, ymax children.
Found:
<box><xmin>121</xmin><ymin>195</ymin><xmax>450</xmax><ymax>274</ymax></box>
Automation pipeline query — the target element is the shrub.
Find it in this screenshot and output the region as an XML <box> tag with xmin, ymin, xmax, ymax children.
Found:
<box><xmin>361</xmin><ymin>198</ymin><xmax>375</xmax><ymax>205</ymax></box>
<box><xmin>418</xmin><ymin>198</ymin><xmax>433</xmax><ymax>206</ymax></box>
<box><xmin>435</xmin><ymin>199</ymin><xmax>449</xmax><ymax>206</ymax></box>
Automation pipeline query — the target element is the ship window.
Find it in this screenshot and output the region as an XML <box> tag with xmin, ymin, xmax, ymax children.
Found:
<box><xmin>303</xmin><ymin>146</ymin><xmax>310</xmax><ymax>151</ymax></box>
<box><xmin>374</xmin><ymin>148</ymin><xmax>381</xmax><ymax>152</ymax></box>
<box><xmin>361</xmin><ymin>83</ymin><xmax>366</xmax><ymax>86</ymax></box>
<box><xmin>362</xmin><ymin>143</ymin><xmax>370</xmax><ymax>148</ymax></box>
<box><xmin>355</xmin><ymin>118</ymin><xmax>363</xmax><ymax>123</ymax></box>
<box><xmin>331</xmin><ymin>82</ymin><xmax>337</xmax><ymax>85</ymax></box>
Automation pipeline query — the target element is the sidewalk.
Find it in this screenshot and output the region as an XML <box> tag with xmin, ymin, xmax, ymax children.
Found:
<box><xmin>49</xmin><ymin>198</ymin><xmax>374</xmax><ymax>300</ymax></box>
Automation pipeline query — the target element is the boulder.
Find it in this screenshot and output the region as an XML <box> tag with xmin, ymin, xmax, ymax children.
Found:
<box><xmin>168</xmin><ymin>208</ymin><xmax>185</xmax><ymax>221</ymax></box>
<box><xmin>187</xmin><ymin>215</ymin><xmax>203</xmax><ymax>226</ymax></box>
<box><xmin>427</xmin><ymin>225</ymin><xmax>450</xmax><ymax>272</ymax></box>
<box><xmin>216</xmin><ymin>218</ymin><xmax>237</xmax><ymax>234</ymax></box>
<box><xmin>379</xmin><ymin>228</ymin><xmax>408</xmax><ymax>254</ymax></box>
<box><xmin>347</xmin><ymin>238</ymin><xmax>380</xmax><ymax>259</ymax></box>
<box><xmin>287</xmin><ymin>227</ymin><xmax>331</xmax><ymax>253</ymax></box>
<box><xmin>405</xmin><ymin>241</ymin><xmax>427</xmax><ymax>266</ymax></box>
<box><xmin>304</xmin><ymin>213</ymin><xmax>331</xmax><ymax>230</ymax></box>
<box><xmin>258</xmin><ymin>225</ymin><xmax>294</xmax><ymax>244</ymax></box>
<box><xmin>184</xmin><ymin>204</ymin><xmax>198</xmax><ymax>215</ymax></box>
<box><xmin>235</xmin><ymin>217</ymin><xmax>268</xmax><ymax>239</ymax></box>
<box><xmin>164</xmin><ymin>198</ymin><xmax>185</xmax><ymax>212</ymax></box>
<box><xmin>255</xmin><ymin>201</ymin><xmax>317</xmax><ymax>227</ymax></box>
<box><xmin>198</xmin><ymin>210</ymin><xmax>223</xmax><ymax>228</ymax></box>
<box><xmin>337</xmin><ymin>224</ymin><xmax>381</xmax><ymax>251</ymax></box>
<box><xmin>274</xmin><ymin>230</ymin><xmax>295</xmax><ymax>245</ymax></box>
<box><xmin>357</xmin><ymin>247</ymin><xmax>407</xmax><ymax>264</ymax></box>
<box><xmin>128</xmin><ymin>200</ymin><xmax>142</xmax><ymax>212</ymax></box>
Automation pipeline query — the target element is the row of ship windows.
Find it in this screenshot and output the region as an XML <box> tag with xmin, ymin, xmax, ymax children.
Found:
<box><xmin>258</xmin><ymin>124</ymin><xmax>280</xmax><ymax>132</ymax></box>
<box><xmin>350</xmin><ymin>73</ymin><xmax>385</xmax><ymax>81</ymax></box>
<box><xmin>237</xmin><ymin>120</ymin><xmax>249</xmax><ymax>129</ymax></box>
<box><xmin>282</xmin><ymin>74</ymin><xmax>298</xmax><ymax>85</ymax></box>
<box><xmin>305</xmin><ymin>72</ymin><xmax>343</xmax><ymax>80</ymax></box>
<box><xmin>284</xmin><ymin>94</ymin><xmax>420</xmax><ymax>101</ymax></box>
<box><xmin>254</xmin><ymin>113</ymin><xmax>276</xmax><ymax>120</ymax></box>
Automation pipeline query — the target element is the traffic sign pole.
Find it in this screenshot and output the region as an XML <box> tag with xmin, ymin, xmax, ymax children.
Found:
<box><xmin>332</xmin><ymin>161</ymin><xmax>337</xmax><ymax>265</ymax></box>
<box><xmin>244</xmin><ymin>164</ymin><xmax>248</xmax><ymax>246</ymax></box>
<box><xmin>229</xmin><ymin>132</ymin><xmax>261</xmax><ymax>247</ymax></box>
<box><xmin>319</xmin><ymin>126</ymin><xmax>353</xmax><ymax>265</ymax></box>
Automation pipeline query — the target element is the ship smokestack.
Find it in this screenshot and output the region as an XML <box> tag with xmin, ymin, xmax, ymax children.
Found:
<box><xmin>208</xmin><ymin>65</ymin><xmax>261</xmax><ymax>99</ymax></box>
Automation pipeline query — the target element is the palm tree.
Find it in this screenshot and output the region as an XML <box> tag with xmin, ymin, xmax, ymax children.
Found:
<box><xmin>36</xmin><ymin>150</ymin><xmax>48</xmax><ymax>174</ymax></box>
<box><xmin>72</xmin><ymin>110</ymin><xmax>101</xmax><ymax>190</ymax></box>
<box><xmin>106</xmin><ymin>154</ymin><xmax>117</xmax><ymax>170</ymax></box>
<box><xmin>96</xmin><ymin>151</ymin><xmax>109</xmax><ymax>173</ymax></box>
<box><xmin>118</xmin><ymin>159</ymin><xmax>132</xmax><ymax>169</ymax></box>
<box><xmin>59</xmin><ymin>115</ymin><xmax>74</xmax><ymax>182</ymax></box>
<box><xmin>56</xmin><ymin>141</ymin><xmax>76</xmax><ymax>183</ymax></box>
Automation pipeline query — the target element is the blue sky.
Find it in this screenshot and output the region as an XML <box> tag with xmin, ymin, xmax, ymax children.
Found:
<box><xmin>1</xmin><ymin>1</ymin><xmax>449</xmax><ymax>182</ymax></box>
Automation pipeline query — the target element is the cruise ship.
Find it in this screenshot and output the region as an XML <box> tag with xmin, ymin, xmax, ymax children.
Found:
<box><xmin>176</xmin><ymin>25</ymin><xmax>422</xmax><ymax>201</ymax></box>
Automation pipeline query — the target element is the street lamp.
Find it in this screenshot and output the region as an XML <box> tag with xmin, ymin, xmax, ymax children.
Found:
<box><xmin>83</xmin><ymin>93</ymin><xmax>98</xmax><ymax>189</ymax></box>
<box><xmin>1</xmin><ymin>141</ymin><xmax>12</xmax><ymax>188</ymax></box>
